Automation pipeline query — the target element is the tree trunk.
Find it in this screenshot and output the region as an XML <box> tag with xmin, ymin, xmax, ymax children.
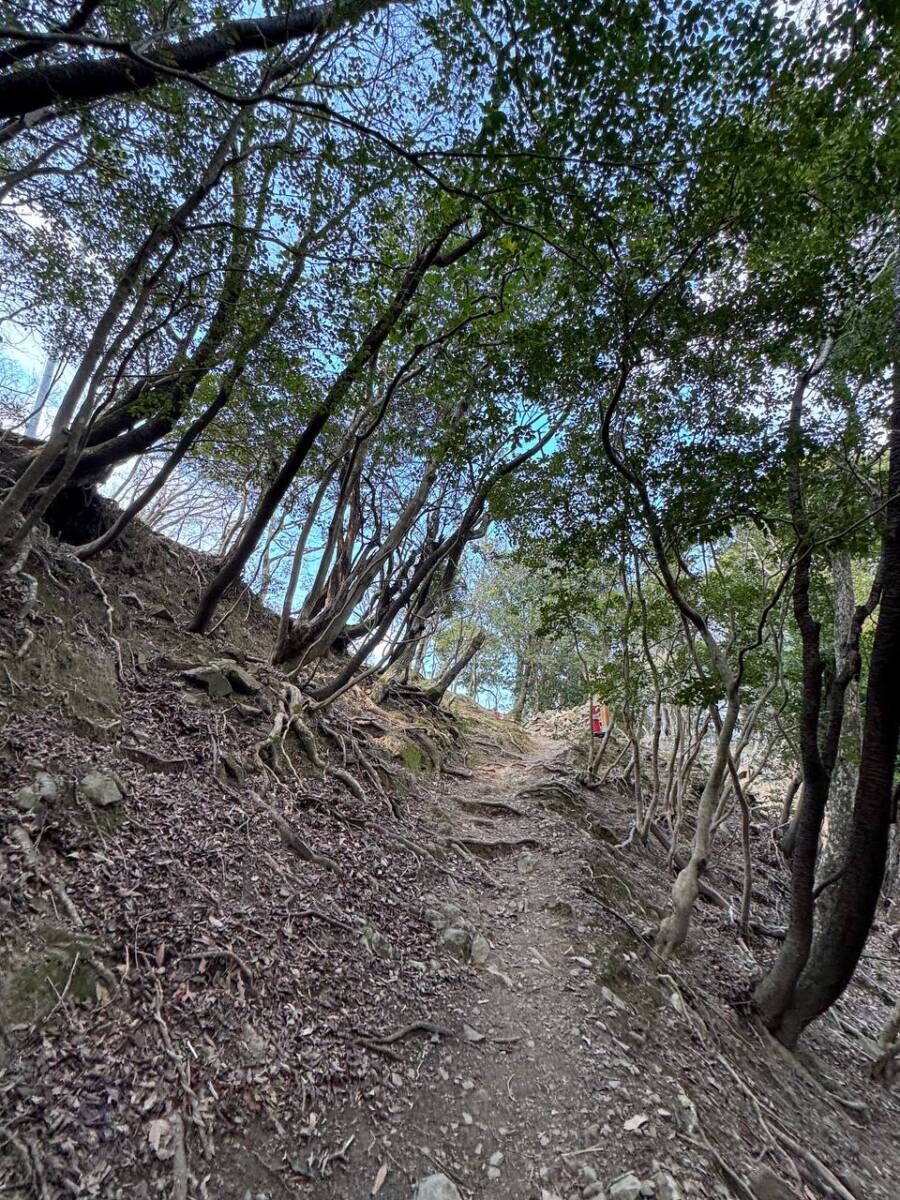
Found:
<box><xmin>0</xmin><ymin>1</ymin><xmax>392</xmax><ymax>122</ymax></box>
<box><xmin>273</xmin><ymin>449</ymin><xmax>347</xmax><ymax>662</ymax></box>
<box><xmin>289</xmin><ymin>456</ymin><xmax>440</xmax><ymax>666</ymax></box>
<box><xmin>189</xmin><ymin>217</ymin><xmax>470</xmax><ymax>633</ymax></box>
<box><xmin>75</xmin><ymin>377</ymin><xmax>235</xmax><ymax>559</ymax></box>
<box><xmin>816</xmin><ymin>554</ymin><xmax>861</xmax><ymax>891</ymax></box>
<box><xmin>307</xmin><ymin>415</ymin><xmax>564</xmax><ymax>705</ymax></box>
<box><xmin>0</xmin><ymin>116</ymin><xmax>244</xmax><ymax>546</ymax></box>
<box><xmin>655</xmin><ymin>689</ymin><xmax>740</xmax><ymax>958</ymax></box>
<box><xmin>422</xmin><ymin>630</ymin><xmax>486</xmax><ymax>704</ymax></box>
<box><xmin>767</xmin><ymin>281</ymin><xmax>900</xmax><ymax>1046</ymax></box>
<box><xmin>509</xmin><ymin>641</ymin><xmax>534</xmax><ymax>722</ymax></box>
<box><xmin>752</xmin><ymin>343</ymin><xmax>838</xmax><ymax>1034</ymax></box>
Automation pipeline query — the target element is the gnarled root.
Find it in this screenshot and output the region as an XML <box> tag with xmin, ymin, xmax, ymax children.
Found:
<box><xmin>11</xmin><ymin>824</ymin><xmax>84</xmax><ymax>928</ymax></box>
<box><xmin>0</xmin><ymin>1123</ymin><xmax>49</xmax><ymax>1200</ymax></box>
<box><xmin>253</xmin><ymin>792</ymin><xmax>339</xmax><ymax>873</ymax></box>
<box><xmin>4</xmin><ymin>536</ymin><xmax>38</xmax><ymax>658</ymax></box>
<box><xmin>255</xmin><ymin>684</ymin><xmax>366</xmax><ymax>801</ymax></box>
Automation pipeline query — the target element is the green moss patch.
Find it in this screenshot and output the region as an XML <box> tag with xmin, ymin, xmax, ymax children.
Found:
<box><xmin>2</xmin><ymin>928</ymin><xmax>101</xmax><ymax>1027</ymax></box>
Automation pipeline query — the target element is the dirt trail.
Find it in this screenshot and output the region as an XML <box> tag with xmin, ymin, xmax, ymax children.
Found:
<box><xmin>328</xmin><ymin>734</ymin><xmax>691</xmax><ymax>1200</ymax></box>
<box><xmin>318</xmin><ymin>730</ymin><xmax>900</xmax><ymax>1200</ymax></box>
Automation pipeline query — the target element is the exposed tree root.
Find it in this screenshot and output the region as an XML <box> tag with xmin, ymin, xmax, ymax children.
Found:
<box><xmin>759</xmin><ymin>1025</ymin><xmax>867</xmax><ymax>1120</ymax></box>
<box><xmin>770</xmin><ymin>1127</ymin><xmax>858</xmax><ymax>1200</ymax></box>
<box><xmin>453</xmin><ymin>834</ymin><xmax>540</xmax><ymax>859</ymax></box>
<box><xmin>151</xmin><ymin>981</ymin><xmax>212</xmax><ymax>1159</ymax></box>
<box><xmin>391</xmin><ymin>831</ymin><xmax>444</xmax><ymax>867</ymax></box>
<box><xmin>255</xmin><ymin>683</ymin><xmax>366</xmax><ymax>800</ymax></box>
<box><xmin>309</xmin><ymin>712</ymin><xmax>370</xmax><ymax>800</ymax></box>
<box><xmin>294</xmin><ymin>907</ymin><xmax>354</xmax><ymax>933</ymax></box>
<box><xmin>349</xmin><ymin>1036</ymin><xmax>401</xmax><ymax>1060</ymax></box>
<box><xmin>29</xmin><ymin>535</ymin><xmax>125</xmax><ymax>677</ymax></box>
<box><xmin>170</xmin><ymin>1111</ymin><xmax>189</xmax><ymax>1200</ymax></box>
<box><xmin>681</xmin><ymin>1133</ymin><xmax>757</xmax><ymax>1200</ymax></box>
<box><xmin>718</xmin><ymin>1040</ymin><xmax>860</xmax><ymax>1199</ymax></box>
<box><xmin>253</xmin><ymin>793</ymin><xmax>340</xmax><ymax>873</ymax></box>
<box><xmin>1</xmin><ymin>534</ymin><xmax>38</xmax><ymax>658</ymax></box>
<box><xmin>448</xmin><ymin>840</ymin><xmax>500</xmax><ymax>886</ymax></box>
<box><xmin>319</xmin><ymin>710</ymin><xmax>407</xmax><ymax>816</ymax></box>
<box><xmin>181</xmin><ymin>946</ymin><xmax>254</xmax><ymax>981</ymax></box>
<box><xmin>871</xmin><ymin>995</ymin><xmax>900</xmax><ymax>1084</ymax></box>
<box><xmin>350</xmin><ymin>1019</ymin><xmax>454</xmax><ymax>1059</ymax></box>
<box><xmin>10</xmin><ymin>824</ymin><xmax>84</xmax><ymax>928</ymax></box>
<box><xmin>353</xmin><ymin>1019</ymin><xmax>453</xmax><ymax>1046</ymax></box>
<box><xmin>516</xmin><ymin>779</ymin><xmax>584</xmax><ymax>806</ymax></box>
<box><xmin>0</xmin><ymin>1123</ymin><xmax>49</xmax><ymax>1200</ymax></box>
<box><xmin>375</xmin><ymin>680</ymin><xmax>442</xmax><ymax>709</ymax></box>
<box><xmin>122</xmin><ymin>742</ymin><xmax>191</xmax><ymax>771</ymax></box>
<box><xmin>457</xmin><ymin>797</ymin><xmax>524</xmax><ymax>817</ymax></box>
<box><xmin>78</xmin><ymin>555</ymin><xmax>125</xmax><ymax>680</ymax></box>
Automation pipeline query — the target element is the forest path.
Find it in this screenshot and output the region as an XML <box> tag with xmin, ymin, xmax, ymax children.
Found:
<box><xmin>331</xmin><ymin>733</ymin><xmax>682</xmax><ymax>1200</ymax></box>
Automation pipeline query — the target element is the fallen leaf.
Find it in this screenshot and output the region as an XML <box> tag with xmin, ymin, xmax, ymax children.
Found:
<box><xmin>371</xmin><ymin>1161</ymin><xmax>388</xmax><ymax>1194</ymax></box>
<box><xmin>147</xmin><ymin>1117</ymin><xmax>170</xmax><ymax>1155</ymax></box>
<box><xmin>623</xmin><ymin>1113</ymin><xmax>649</xmax><ymax>1132</ymax></box>
<box><xmin>462</xmin><ymin>1023</ymin><xmax>486</xmax><ymax>1042</ymax></box>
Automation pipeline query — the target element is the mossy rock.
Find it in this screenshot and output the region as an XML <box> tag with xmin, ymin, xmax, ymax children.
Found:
<box><xmin>399</xmin><ymin>739</ymin><xmax>425</xmax><ymax>773</ymax></box>
<box><xmin>1</xmin><ymin>928</ymin><xmax>101</xmax><ymax>1027</ymax></box>
<box><xmin>381</xmin><ymin>733</ymin><xmax>429</xmax><ymax>773</ymax></box>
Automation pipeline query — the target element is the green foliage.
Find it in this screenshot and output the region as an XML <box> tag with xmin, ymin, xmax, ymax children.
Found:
<box><xmin>1</xmin><ymin>0</ymin><xmax>897</xmax><ymax>767</ymax></box>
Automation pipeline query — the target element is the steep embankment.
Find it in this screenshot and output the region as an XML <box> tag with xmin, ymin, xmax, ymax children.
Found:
<box><xmin>0</xmin><ymin>517</ymin><xmax>525</xmax><ymax>1198</ymax></box>
<box><xmin>3</xmin><ymin>520</ymin><xmax>900</xmax><ymax>1200</ymax></box>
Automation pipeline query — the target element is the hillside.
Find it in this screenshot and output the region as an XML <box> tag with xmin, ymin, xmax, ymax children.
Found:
<box><xmin>2</xmin><ymin>518</ymin><xmax>900</xmax><ymax>1200</ymax></box>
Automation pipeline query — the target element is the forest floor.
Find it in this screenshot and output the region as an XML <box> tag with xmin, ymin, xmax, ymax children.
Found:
<box><xmin>3</xmin><ymin>520</ymin><xmax>900</xmax><ymax>1200</ymax></box>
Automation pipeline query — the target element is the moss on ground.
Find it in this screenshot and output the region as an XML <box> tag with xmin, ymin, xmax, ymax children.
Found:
<box><xmin>2</xmin><ymin>927</ymin><xmax>101</xmax><ymax>1027</ymax></box>
<box><xmin>399</xmin><ymin>739</ymin><xmax>425</xmax><ymax>772</ymax></box>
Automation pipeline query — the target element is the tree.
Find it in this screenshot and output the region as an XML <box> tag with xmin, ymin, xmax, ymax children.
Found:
<box><xmin>0</xmin><ymin>2</ymin><xmax>394</xmax><ymax>125</ymax></box>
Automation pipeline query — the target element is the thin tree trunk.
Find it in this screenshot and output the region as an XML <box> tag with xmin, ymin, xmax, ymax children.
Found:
<box><xmin>274</xmin><ymin>452</ymin><xmax>345</xmax><ymax>661</ymax></box>
<box><xmin>752</xmin><ymin>343</ymin><xmax>838</xmax><ymax>1032</ymax></box>
<box><xmin>75</xmin><ymin>378</ymin><xmax>234</xmax><ymax>559</ymax></box>
<box><xmin>655</xmin><ymin>690</ymin><xmax>740</xmax><ymax>958</ymax></box>
<box><xmin>815</xmin><ymin>554</ymin><xmax>861</xmax><ymax>890</ymax></box>
<box><xmin>26</xmin><ymin>352</ymin><xmax>59</xmax><ymax>436</ymax></box>
<box><xmin>510</xmin><ymin>641</ymin><xmax>534</xmax><ymax>722</ymax></box>
<box><xmin>0</xmin><ymin>115</ymin><xmax>244</xmax><ymax>545</ymax></box>
<box><xmin>422</xmin><ymin>629</ymin><xmax>486</xmax><ymax>703</ymax></box>
<box><xmin>190</xmin><ymin>217</ymin><xmax>483</xmax><ymax>633</ymax></box>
